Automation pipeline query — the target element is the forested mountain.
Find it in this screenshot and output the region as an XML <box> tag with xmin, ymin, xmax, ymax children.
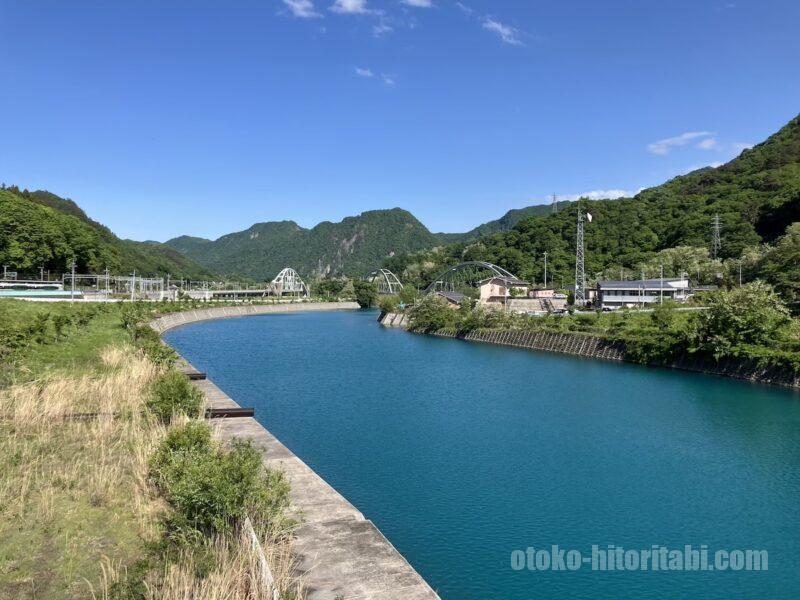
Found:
<box><xmin>436</xmin><ymin>201</ymin><xmax>573</xmax><ymax>244</ymax></box>
<box><xmin>166</xmin><ymin>208</ymin><xmax>441</xmax><ymax>280</ymax></box>
<box><xmin>386</xmin><ymin>114</ymin><xmax>800</xmax><ymax>301</ymax></box>
<box><xmin>0</xmin><ymin>187</ymin><xmax>213</xmax><ymax>278</ymax></box>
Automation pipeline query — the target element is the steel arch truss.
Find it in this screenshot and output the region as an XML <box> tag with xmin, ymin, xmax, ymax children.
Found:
<box><xmin>424</xmin><ymin>261</ymin><xmax>518</xmax><ymax>294</ymax></box>
<box><xmin>270</xmin><ymin>268</ymin><xmax>309</xmax><ymax>297</ymax></box>
<box><xmin>366</xmin><ymin>269</ymin><xmax>404</xmax><ymax>295</ymax></box>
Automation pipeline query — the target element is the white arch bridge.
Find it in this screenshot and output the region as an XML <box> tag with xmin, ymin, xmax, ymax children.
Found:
<box><xmin>269</xmin><ymin>267</ymin><xmax>309</xmax><ymax>297</ymax></box>
<box><xmin>365</xmin><ymin>269</ymin><xmax>404</xmax><ymax>295</ymax></box>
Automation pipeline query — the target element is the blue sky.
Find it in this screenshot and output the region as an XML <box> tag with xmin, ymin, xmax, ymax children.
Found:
<box><xmin>1</xmin><ymin>0</ymin><xmax>799</xmax><ymax>241</ymax></box>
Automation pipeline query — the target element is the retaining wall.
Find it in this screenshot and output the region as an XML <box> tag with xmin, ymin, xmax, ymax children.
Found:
<box><xmin>151</xmin><ymin>301</ymin><xmax>360</xmax><ymax>333</ymax></box>
<box><xmin>379</xmin><ymin>312</ymin><xmax>800</xmax><ymax>390</ymax></box>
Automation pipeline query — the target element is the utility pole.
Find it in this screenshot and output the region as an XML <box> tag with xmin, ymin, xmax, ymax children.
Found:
<box><xmin>104</xmin><ymin>267</ymin><xmax>110</xmax><ymax>294</ymax></box>
<box><xmin>574</xmin><ymin>208</ymin><xmax>586</xmax><ymax>306</ymax></box>
<box><xmin>39</xmin><ymin>266</ymin><xmax>44</xmax><ymax>281</ymax></box>
<box><xmin>2</xmin><ymin>265</ymin><xmax>6</xmax><ymax>280</ymax></box>
<box><xmin>739</xmin><ymin>260</ymin><xmax>743</xmax><ymax>287</ymax></box>
<box><xmin>543</xmin><ymin>251</ymin><xmax>548</xmax><ymax>289</ymax></box>
<box><xmin>660</xmin><ymin>264</ymin><xmax>664</xmax><ymax>305</ymax></box>
<box><xmin>712</xmin><ymin>214</ymin><xmax>722</xmax><ymax>259</ymax></box>
<box><xmin>131</xmin><ymin>270</ymin><xmax>136</xmax><ymax>302</ymax></box>
<box><xmin>70</xmin><ymin>261</ymin><xmax>76</xmax><ymax>303</ymax></box>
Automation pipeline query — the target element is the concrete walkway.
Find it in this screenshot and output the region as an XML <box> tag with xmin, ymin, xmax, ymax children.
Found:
<box><xmin>188</xmin><ymin>374</ymin><xmax>439</xmax><ymax>599</ymax></box>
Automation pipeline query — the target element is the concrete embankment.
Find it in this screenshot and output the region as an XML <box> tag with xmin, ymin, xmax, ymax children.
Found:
<box><xmin>378</xmin><ymin>311</ymin><xmax>800</xmax><ymax>390</ymax></box>
<box><xmin>150</xmin><ymin>301</ymin><xmax>361</xmax><ymax>333</ymax></box>
<box><xmin>153</xmin><ymin>303</ymin><xmax>440</xmax><ymax>600</ymax></box>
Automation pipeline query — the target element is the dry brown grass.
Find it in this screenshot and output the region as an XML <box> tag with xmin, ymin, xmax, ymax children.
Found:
<box><xmin>0</xmin><ymin>344</ymin><xmax>303</xmax><ymax>600</ymax></box>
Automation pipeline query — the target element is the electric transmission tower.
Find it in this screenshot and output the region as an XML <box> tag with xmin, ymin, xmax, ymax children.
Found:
<box><xmin>711</xmin><ymin>214</ymin><xmax>722</xmax><ymax>259</ymax></box>
<box><xmin>552</xmin><ymin>193</ymin><xmax>558</xmax><ymax>214</ymax></box>
<box><xmin>574</xmin><ymin>208</ymin><xmax>586</xmax><ymax>305</ymax></box>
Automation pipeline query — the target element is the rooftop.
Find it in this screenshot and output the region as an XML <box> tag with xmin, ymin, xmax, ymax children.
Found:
<box><xmin>477</xmin><ymin>276</ymin><xmax>528</xmax><ymax>286</ymax></box>
<box><xmin>598</xmin><ymin>278</ymin><xmax>689</xmax><ymax>290</ymax></box>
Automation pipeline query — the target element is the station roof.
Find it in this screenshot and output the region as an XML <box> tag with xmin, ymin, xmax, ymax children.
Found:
<box><xmin>598</xmin><ymin>278</ymin><xmax>689</xmax><ymax>290</ymax></box>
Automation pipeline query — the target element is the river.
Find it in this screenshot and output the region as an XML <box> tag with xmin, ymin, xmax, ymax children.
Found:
<box><xmin>164</xmin><ymin>309</ymin><xmax>800</xmax><ymax>599</ymax></box>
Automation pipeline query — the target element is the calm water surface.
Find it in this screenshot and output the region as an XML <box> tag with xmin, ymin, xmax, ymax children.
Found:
<box><xmin>165</xmin><ymin>310</ymin><xmax>800</xmax><ymax>599</ymax></box>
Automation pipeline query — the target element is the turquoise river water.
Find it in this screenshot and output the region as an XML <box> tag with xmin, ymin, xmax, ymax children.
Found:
<box><xmin>165</xmin><ymin>309</ymin><xmax>800</xmax><ymax>599</ymax></box>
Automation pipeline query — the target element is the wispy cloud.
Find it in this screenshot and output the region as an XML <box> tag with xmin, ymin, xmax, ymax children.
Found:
<box><xmin>330</xmin><ymin>0</ymin><xmax>372</xmax><ymax>14</ymax></box>
<box><xmin>455</xmin><ymin>2</ymin><xmax>474</xmax><ymax>16</ymax></box>
<box><xmin>354</xmin><ymin>67</ymin><xmax>374</xmax><ymax>77</ymax></box>
<box><xmin>401</xmin><ymin>0</ymin><xmax>433</xmax><ymax>7</ymax></box>
<box><xmin>696</xmin><ymin>137</ymin><xmax>718</xmax><ymax>150</ymax></box>
<box><xmin>373</xmin><ymin>19</ymin><xmax>393</xmax><ymax>36</ymax></box>
<box><xmin>282</xmin><ymin>0</ymin><xmax>322</xmax><ymax>18</ymax></box>
<box><xmin>482</xmin><ymin>17</ymin><xmax>523</xmax><ymax>46</ymax></box>
<box><xmin>382</xmin><ymin>74</ymin><xmax>396</xmax><ymax>86</ymax></box>
<box><xmin>647</xmin><ymin>131</ymin><xmax>714</xmax><ymax>155</ymax></box>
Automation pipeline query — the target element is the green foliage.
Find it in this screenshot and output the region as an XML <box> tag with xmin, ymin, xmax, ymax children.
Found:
<box><xmin>314</xmin><ymin>277</ymin><xmax>347</xmax><ymax>298</ymax></box>
<box><xmin>689</xmin><ymin>281</ymin><xmax>791</xmax><ymax>359</ymax></box>
<box><xmin>378</xmin><ymin>295</ymin><xmax>400</xmax><ymax>313</ymax></box>
<box><xmin>166</xmin><ymin>208</ymin><xmax>442</xmax><ymax>280</ymax></box>
<box><xmin>407</xmin><ymin>295</ymin><xmax>458</xmax><ymax>332</ymax></box>
<box><xmin>146</xmin><ymin>370</ymin><xmax>204</xmax><ymax>423</ymax></box>
<box><xmin>0</xmin><ymin>187</ymin><xmax>213</xmax><ymax>277</ymax></box>
<box><xmin>353</xmin><ymin>280</ymin><xmax>378</xmax><ymax>308</ymax></box>
<box><xmin>386</xmin><ymin>115</ymin><xmax>800</xmax><ymax>296</ymax></box>
<box><xmin>150</xmin><ymin>422</ymin><xmax>290</xmax><ymax>536</ymax></box>
<box><xmin>755</xmin><ymin>222</ymin><xmax>800</xmax><ymax>310</ymax></box>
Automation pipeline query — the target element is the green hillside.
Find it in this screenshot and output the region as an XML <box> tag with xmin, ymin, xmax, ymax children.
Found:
<box><xmin>436</xmin><ymin>201</ymin><xmax>573</xmax><ymax>244</ymax></box>
<box><xmin>165</xmin><ymin>208</ymin><xmax>441</xmax><ymax>280</ymax></box>
<box><xmin>0</xmin><ymin>187</ymin><xmax>213</xmax><ymax>278</ymax></box>
<box><xmin>386</xmin><ymin>114</ymin><xmax>800</xmax><ymax>298</ymax></box>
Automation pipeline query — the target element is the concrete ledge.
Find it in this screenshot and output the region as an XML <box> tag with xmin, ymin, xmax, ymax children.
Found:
<box><xmin>167</xmin><ymin>340</ymin><xmax>438</xmax><ymax>598</ymax></box>
<box><xmin>151</xmin><ymin>301</ymin><xmax>361</xmax><ymax>334</ymax></box>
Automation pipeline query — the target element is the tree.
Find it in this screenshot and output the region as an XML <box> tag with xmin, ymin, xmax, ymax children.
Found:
<box><xmin>352</xmin><ymin>280</ymin><xmax>378</xmax><ymax>308</ymax></box>
<box><xmin>755</xmin><ymin>223</ymin><xmax>800</xmax><ymax>310</ymax></box>
<box><xmin>407</xmin><ymin>295</ymin><xmax>456</xmax><ymax>332</ymax></box>
<box><xmin>689</xmin><ymin>281</ymin><xmax>791</xmax><ymax>359</ymax></box>
<box><xmin>314</xmin><ymin>277</ymin><xmax>346</xmax><ymax>298</ymax></box>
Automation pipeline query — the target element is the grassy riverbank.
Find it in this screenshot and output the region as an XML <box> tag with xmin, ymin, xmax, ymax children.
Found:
<box><xmin>0</xmin><ymin>300</ymin><xmax>299</xmax><ymax>599</ymax></box>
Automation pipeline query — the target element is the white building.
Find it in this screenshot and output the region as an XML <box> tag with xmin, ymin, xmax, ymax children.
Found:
<box><xmin>597</xmin><ymin>278</ymin><xmax>691</xmax><ymax>309</ymax></box>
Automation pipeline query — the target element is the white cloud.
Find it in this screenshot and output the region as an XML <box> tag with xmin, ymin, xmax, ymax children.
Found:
<box><xmin>373</xmin><ymin>20</ymin><xmax>393</xmax><ymax>36</ymax></box>
<box><xmin>562</xmin><ymin>189</ymin><xmax>640</xmax><ymax>201</ymax></box>
<box><xmin>282</xmin><ymin>0</ymin><xmax>322</xmax><ymax>18</ymax></box>
<box><xmin>382</xmin><ymin>74</ymin><xmax>396</xmax><ymax>86</ymax></box>
<box><xmin>455</xmin><ymin>2</ymin><xmax>473</xmax><ymax>16</ymax></box>
<box><xmin>330</xmin><ymin>0</ymin><xmax>371</xmax><ymax>14</ymax></box>
<box><xmin>696</xmin><ymin>138</ymin><xmax>718</xmax><ymax>150</ymax></box>
<box><xmin>401</xmin><ymin>0</ymin><xmax>432</xmax><ymax>6</ymax></box>
<box><xmin>482</xmin><ymin>18</ymin><xmax>523</xmax><ymax>45</ymax></box>
<box><xmin>647</xmin><ymin>131</ymin><xmax>714</xmax><ymax>155</ymax></box>
<box><xmin>354</xmin><ymin>67</ymin><xmax>374</xmax><ymax>77</ymax></box>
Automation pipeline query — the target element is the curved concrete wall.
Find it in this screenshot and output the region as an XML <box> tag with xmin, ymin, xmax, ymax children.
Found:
<box><xmin>150</xmin><ymin>301</ymin><xmax>361</xmax><ymax>333</ymax></box>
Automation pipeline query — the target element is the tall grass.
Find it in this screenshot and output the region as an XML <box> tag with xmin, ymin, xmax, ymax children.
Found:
<box><xmin>0</xmin><ymin>345</ymin><xmax>303</xmax><ymax>599</ymax></box>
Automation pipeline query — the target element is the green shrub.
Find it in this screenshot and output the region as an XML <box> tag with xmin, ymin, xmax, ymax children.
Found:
<box><xmin>133</xmin><ymin>324</ymin><xmax>177</xmax><ymax>365</ymax></box>
<box><xmin>378</xmin><ymin>295</ymin><xmax>400</xmax><ymax>313</ymax></box>
<box><xmin>146</xmin><ymin>370</ymin><xmax>204</xmax><ymax>423</ymax></box>
<box><xmin>150</xmin><ymin>422</ymin><xmax>290</xmax><ymax>535</ymax></box>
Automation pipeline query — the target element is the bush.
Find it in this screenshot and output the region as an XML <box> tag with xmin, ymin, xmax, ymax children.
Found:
<box><xmin>353</xmin><ymin>280</ymin><xmax>378</xmax><ymax>308</ymax></box>
<box><xmin>147</xmin><ymin>370</ymin><xmax>204</xmax><ymax>423</ymax></box>
<box><xmin>150</xmin><ymin>422</ymin><xmax>290</xmax><ymax>535</ymax></box>
<box><xmin>133</xmin><ymin>324</ymin><xmax>177</xmax><ymax>365</ymax></box>
<box><xmin>378</xmin><ymin>295</ymin><xmax>400</xmax><ymax>313</ymax></box>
